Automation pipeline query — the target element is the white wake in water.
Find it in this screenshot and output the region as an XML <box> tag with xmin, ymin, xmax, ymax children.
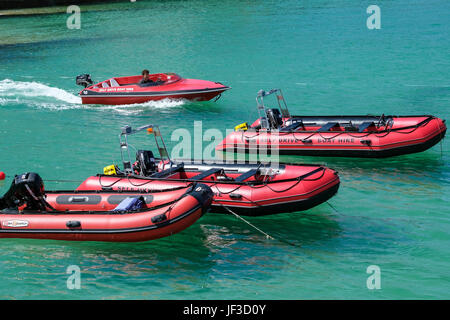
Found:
<box><xmin>95</xmin><ymin>99</ymin><xmax>188</xmax><ymax>115</ymax></box>
<box><xmin>0</xmin><ymin>79</ymin><xmax>81</xmax><ymax>104</ymax></box>
<box><xmin>0</xmin><ymin>79</ymin><xmax>187</xmax><ymax>113</ymax></box>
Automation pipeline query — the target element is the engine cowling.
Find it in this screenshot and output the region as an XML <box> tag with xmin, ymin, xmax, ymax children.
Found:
<box><xmin>0</xmin><ymin>172</ymin><xmax>48</xmax><ymax>210</ymax></box>
<box><xmin>76</xmin><ymin>74</ymin><xmax>93</xmax><ymax>88</ymax></box>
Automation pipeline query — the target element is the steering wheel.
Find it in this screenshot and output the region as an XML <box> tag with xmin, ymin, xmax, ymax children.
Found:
<box><xmin>376</xmin><ymin>114</ymin><xmax>386</xmax><ymax>128</ymax></box>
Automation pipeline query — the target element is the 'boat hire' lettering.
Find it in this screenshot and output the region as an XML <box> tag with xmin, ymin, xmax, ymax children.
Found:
<box><xmin>317</xmin><ymin>138</ymin><xmax>335</xmax><ymax>143</ymax></box>
<box><xmin>317</xmin><ymin>138</ymin><xmax>355</xmax><ymax>143</ymax></box>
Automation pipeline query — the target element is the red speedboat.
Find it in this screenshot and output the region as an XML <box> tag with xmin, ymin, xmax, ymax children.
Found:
<box><xmin>0</xmin><ymin>172</ymin><xmax>213</xmax><ymax>242</ymax></box>
<box><xmin>216</xmin><ymin>89</ymin><xmax>447</xmax><ymax>158</ymax></box>
<box><xmin>76</xmin><ymin>73</ymin><xmax>230</xmax><ymax>105</ymax></box>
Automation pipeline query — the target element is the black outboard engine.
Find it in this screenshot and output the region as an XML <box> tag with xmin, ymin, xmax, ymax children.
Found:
<box><xmin>134</xmin><ymin>150</ymin><xmax>157</xmax><ymax>176</ymax></box>
<box><xmin>76</xmin><ymin>74</ymin><xmax>93</xmax><ymax>88</ymax></box>
<box><xmin>0</xmin><ymin>172</ymin><xmax>51</xmax><ymax>211</ymax></box>
<box><xmin>266</xmin><ymin>108</ymin><xmax>283</xmax><ymax>129</ymax></box>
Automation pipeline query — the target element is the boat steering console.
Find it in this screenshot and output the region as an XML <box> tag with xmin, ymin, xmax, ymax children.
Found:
<box><xmin>266</xmin><ymin>108</ymin><xmax>283</xmax><ymax>129</ymax></box>
<box><xmin>134</xmin><ymin>150</ymin><xmax>157</xmax><ymax>176</ymax></box>
<box><xmin>256</xmin><ymin>89</ymin><xmax>291</xmax><ymax>130</ymax></box>
<box><xmin>117</xmin><ymin>124</ymin><xmax>172</xmax><ymax>177</ymax></box>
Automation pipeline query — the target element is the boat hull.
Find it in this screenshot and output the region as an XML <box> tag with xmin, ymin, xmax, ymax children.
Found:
<box><xmin>76</xmin><ymin>162</ymin><xmax>341</xmax><ymax>216</ymax></box>
<box><xmin>0</xmin><ymin>184</ymin><xmax>213</xmax><ymax>242</ymax></box>
<box><xmin>217</xmin><ymin>116</ymin><xmax>446</xmax><ymax>158</ymax></box>
<box><xmin>80</xmin><ymin>88</ymin><xmax>229</xmax><ymax>105</ymax></box>
<box><xmin>79</xmin><ymin>74</ymin><xmax>230</xmax><ymax>105</ymax></box>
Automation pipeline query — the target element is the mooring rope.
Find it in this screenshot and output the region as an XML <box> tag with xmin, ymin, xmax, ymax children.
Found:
<box><xmin>435</xmin><ymin>119</ymin><xmax>444</xmax><ymax>158</ymax></box>
<box><xmin>43</xmin><ymin>179</ymin><xmax>85</xmax><ymax>183</ymax></box>
<box><xmin>1</xmin><ymin>175</ymin><xmax>84</xmax><ymax>183</ymax></box>
<box><xmin>221</xmin><ymin>205</ymin><xmax>304</xmax><ymax>248</ymax></box>
<box><xmin>326</xmin><ymin>201</ymin><xmax>340</xmax><ymax>214</ymax></box>
<box><xmin>221</xmin><ymin>205</ymin><xmax>274</xmax><ymax>240</ymax></box>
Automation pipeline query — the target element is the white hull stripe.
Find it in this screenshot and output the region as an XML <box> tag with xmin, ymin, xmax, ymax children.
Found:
<box><xmin>81</xmin><ymin>88</ymin><xmax>229</xmax><ymax>98</ymax></box>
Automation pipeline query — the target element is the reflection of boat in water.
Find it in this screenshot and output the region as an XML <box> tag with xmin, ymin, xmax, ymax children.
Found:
<box><xmin>76</xmin><ymin>73</ymin><xmax>230</xmax><ymax>105</ymax></box>
<box><xmin>0</xmin><ymin>172</ymin><xmax>213</xmax><ymax>242</ymax></box>
<box><xmin>217</xmin><ymin>89</ymin><xmax>446</xmax><ymax>158</ymax></box>
<box><xmin>76</xmin><ymin>124</ymin><xmax>340</xmax><ymax>216</ymax></box>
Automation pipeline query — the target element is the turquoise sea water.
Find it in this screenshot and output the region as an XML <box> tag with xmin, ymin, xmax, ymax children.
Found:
<box><xmin>0</xmin><ymin>0</ymin><xmax>449</xmax><ymax>299</ymax></box>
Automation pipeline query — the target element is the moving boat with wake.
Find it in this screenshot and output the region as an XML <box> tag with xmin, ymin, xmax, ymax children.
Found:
<box><xmin>0</xmin><ymin>172</ymin><xmax>213</xmax><ymax>242</ymax></box>
<box><xmin>76</xmin><ymin>73</ymin><xmax>230</xmax><ymax>105</ymax></box>
<box><xmin>76</xmin><ymin>124</ymin><xmax>340</xmax><ymax>216</ymax></box>
<box><xmin>216</xmin><ymin>89</ymin><xmax>446</xmax><ymax>158</ymax></box>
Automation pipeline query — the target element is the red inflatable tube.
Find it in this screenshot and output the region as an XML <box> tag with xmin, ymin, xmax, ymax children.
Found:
<box><xmin>44</xmin><ymin>187</ymin><xmax>190</xmax><ymax>212</ymax></box>
<box><xmin>0</xmin><ymin>184</ymin><xmax>213</xmax><ymax>242</ymax></box>
<box><xmin>76</xmin><ymin>162</ymin><xmax>340</xmax><ymax>216</ymax></box>
<box><xmin>217</xmin><ymin>115</ymin><xmax>446</xmax><ymax>158</ymax></box>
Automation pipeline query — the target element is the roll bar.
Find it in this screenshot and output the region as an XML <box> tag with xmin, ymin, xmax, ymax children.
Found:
<box><xmin>119</xmin><ymin>124</ymin><xmax>171</xmax><ymax>174</ymax></box>
<box><xmin>256</xmin><ymin>89</ymin><xmax>291</xmax><ymax>129</ymax></box>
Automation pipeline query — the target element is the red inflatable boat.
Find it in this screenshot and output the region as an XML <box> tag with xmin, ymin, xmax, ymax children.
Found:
<box><xmin>76</xmin><ymin>73</ymin><xmax>230</xmax><ymax>105</ymax></box>
<box><xmin>76</xmin><ymin>125</ymin><xmax>340</xmax><ymax>216</ymax></box>
<box><xmin>216</xmin><ymin>89</ymin><xmax>447</xmax><ymax>158</ymax></box>
<box><xmin>0</xmin><ymin>173</ymin><xmax>213</xmax><ymax>242</ymax></box>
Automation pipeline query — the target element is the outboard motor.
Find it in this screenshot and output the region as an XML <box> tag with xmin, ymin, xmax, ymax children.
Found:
<box><xmin>266</xmin><ymin>108</ymin><xmax>283</xmax><ymax>129</ymax></box>
<box><xmin>134</xmin><ymin>150</ymin><xmax>157</xmax><ymax>176</ymax></box>
<box><xmin>76</xmin><ymin>74</ymin><xmax>93</xmax><ymax>88</ymax></box>
<box><xmin>0</xmin><ymin>172</ymin><xmax>51</xmax><ymax>211</ymax></box>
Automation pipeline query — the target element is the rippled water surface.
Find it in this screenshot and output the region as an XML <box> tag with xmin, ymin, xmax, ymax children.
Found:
<box><xmin>0</xmin><ymin>0</ymin><xmax>449</xmax><ymax>299</ymax></box>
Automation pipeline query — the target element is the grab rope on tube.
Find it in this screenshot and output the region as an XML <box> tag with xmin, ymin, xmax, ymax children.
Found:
<box><xmin>241</xmin><ymin>116</ymin><xmax>435</xmax><ymax>144</ymax></box>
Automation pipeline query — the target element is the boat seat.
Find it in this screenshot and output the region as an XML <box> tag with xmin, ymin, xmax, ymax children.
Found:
<box><xmin>150</xmin><ymin>164</ymin><xmax>183</xmax><ymax>178</ymax></box>
<box><xmin>280</xmin><ymin>121</ymin><xmax>304</xmax><ymax>132</ymax></box>
<box><xmin>358</xmin><ymin>121</ymin><xmax>375</xmax><ymax>132</ymax></box>
<box><xmin>318</xmin><ymin>122</ymin><xmax>339</xmax><ymax>132</ymax></box>
<box><xmin>101</xmin><ymin>82</ymin><xmax>109</xmax><ymax>88</ymax></box>
<box><xmin>110</xmin><ymin>78</ymin><xmax>120</xmax><ymax>87</ymax></box>
<box><xmin>234</xmin><ymin>169</ymin><xmax>259</xmax><ymax>182</ymax></box>
<box><xmin>188</xmin><ymin>168</ymin><xmax>222</xmax><ymax>181</ymax></box>
<box><xmin>138</xmin><ymin>81</ymin><xmax>160</xmax><ymax>87</ymax></box>
<box><xmin>112</xmin><ymin>196</ymin><xmax>144</xmax><ymax>212</ymax></box>
<box><xmin>343</xmin><ymin>122</ymin><xmax>358</xmax><ymax>132</ymax></box>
